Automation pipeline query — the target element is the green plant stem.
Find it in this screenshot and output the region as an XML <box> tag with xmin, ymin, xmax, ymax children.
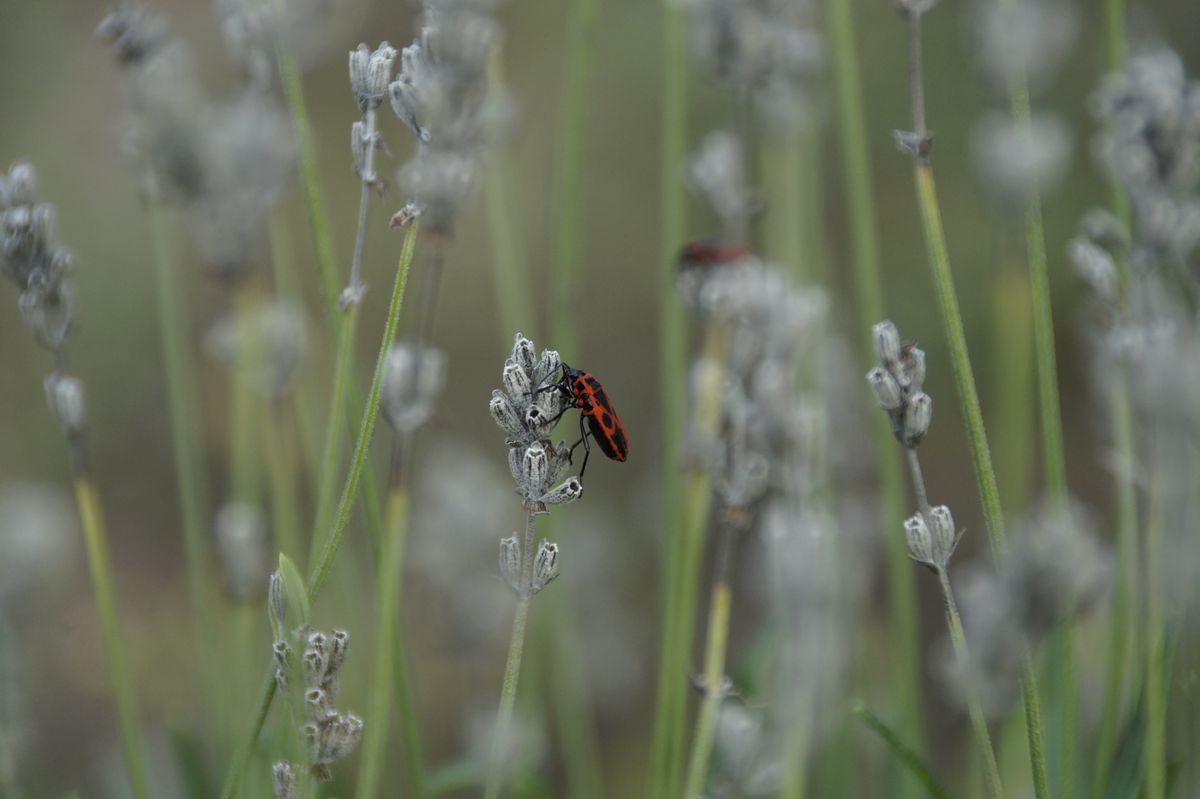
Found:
<box><xmin>485</xmin><ymin>54</ymin><xmax>535</xmax><ymax>342</ymax></box>
<box><xmin>1007</xmin><ymin>73</ymin><xmax>1074</xmax><ymax>797</ymax></box>
<box><xmin>275</xmin><ymin>46</ymin><xmax>386</xmax><ymax>568</ymax></box>
<box><xmin>307</xmin><ymin>222</ymin><xmax>420</xmax><ymax>595</ymax></box>
<box><xmin>647</xmin><ymin>5</ymin><xmax>689</xmax><ymax>796</ymax></box>
<box><xmin>484</xmin><ymin>511</ymin><xmax>539</xmax><ymax>799</ymax></box>
<box><xmin>990</xmin><ymin>266</ymin><xmax>1035</xmax><ymax>514</ymax></box>
<box><xmin>1094</xmin><ymin>5</ymin><xmax>1138</xmax><ymax>795</ymax></box>
<box><xmin>937</xmin><ymin>568</ymin><xmax>1005</xmax><ymax>799</ymax></box>
<box><xmin>853</xmin><ymin>707</ymin><xmax>951</xmax><ymax>799</ymax></box>
<box><xmin>683</xmin><ymin>583</ymin><xmax>731</xmax><ymax>798</ymax></box>
<box><xmin>538</xmin><ymin>2</ymin><xmax>606</xmax><ymax>793</ymax></box>
<box><xmin>355</xmin><ymin>483</ymin><xmax>408</xmax><ymax>799</ymax></box>
<box><xmin>1104</xmin><ymin>0</ymin><xmax>1126</xmax><ymax>74</ymax></box>
<box><xmin>230</xmin><ymin>284</ymin><xmax>264</xmax><ymax>506</ymax></box>
<box><xmin>914</xmin><ymin>159</ymin><xmax>1052</xmax><ymax>799</ymax></box>
<box><xmin>683</xmin><ymin>509</ymin><xmax>745</xmax><ymax>798</ymax></box>
<box><xmin>652</xmin><ymin>323</ymin><xmax>724</xmax><ymax>799</ymax></box>
<box><xmin>904</xmin><ymin>11</ymin><xmax>1054</xmax><ymax>786</ymax></box>
<box><xmin>264</xmin><ymin>403</ymin><xmax>304</xmax><ymax>563</ymax></box>
<box><xmin>144</xmin><ymin>191</ymin><xmax>217</xmax><ymax>731</ymax></box>
<box><xmin>276</xmin><ymin>48</ymin><xmax>340</xmax><ymax>313</ymax></box>
<box><xmin>219</xmin><ymin>222</ymin><xmax>421</xmax><ymax>799</ymax></box>
<box><xmin>912</xmin><ymin>166</ymin><xmax>1005</xmax><ymax>554</ymax></box>
<box><xmin>828</xmin><ymin>0</ymin><xmax>924</xmax><ymax>773</ymax></box>
<box><xmin>1092</xmin><ymin>383</ymin><xmax>1138</xmax><ymax>797</ymax></box>
<box><xmin>267</xmin><ymin>212</ymin><xmax>323</xmax><ymax>487</ymax></box>
<box><xmin>74</xmin><ymin>475</ymin><xmax>150</xmax><ymax>799</ymax></box>
<box><xmin>307</xmin><ymin>305</ymin><xmax>359</xmax><ymax>563</ymax></box>
<box><xmin>1143</xmin><ymin>470</ymin><xmax>1165</xmax><ymax>799</ymax></box>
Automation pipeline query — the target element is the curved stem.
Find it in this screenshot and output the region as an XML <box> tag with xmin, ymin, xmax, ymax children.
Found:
<box><xmin>354</xmin><ymin>484</ymin><xmax>408</xmax><ymax>799</ymax></box>
<box><xmin>74</xmin><ymin>476</ymin><xmax>150</xmax><ymax>799</ymax></box>
<box><xmin>275</xmin><ymin>47</ymin><xmax>340</xmax><ymax>314</ymax></box>
<box><xmin>307</xmin><ymin>222</ymin><xmax>420</xmax><ymax>596</ymax></box>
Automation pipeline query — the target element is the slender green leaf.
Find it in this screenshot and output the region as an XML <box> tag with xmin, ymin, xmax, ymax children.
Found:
<box><xmin>853</xmin><ymin>706</ymin><xmax>951</xmax><ymax>799</ymax></box>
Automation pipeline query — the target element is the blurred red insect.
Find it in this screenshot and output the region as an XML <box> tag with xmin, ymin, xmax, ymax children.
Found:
<box><xmin>543</xmin><ymin>363</ymin><xmax>629</xmax><ymax>480</ymax></box>
<box><xmin>677</xmin><ymin>239</ymin><xmax>752</xmax><ymax>270</ymax></box>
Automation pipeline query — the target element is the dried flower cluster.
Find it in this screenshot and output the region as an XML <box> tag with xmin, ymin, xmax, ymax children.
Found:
<box><xmin>99</xmin><ymin>5</ymin><xmax>296</xmax><ymax>281</ymax></box>
<box><xmin>1092</xmin><ymin>50</ymin><xmax>1200</xmax><ymax>267</ymax></box>
<box><xmin>489</xmin><ymin>334</ymin><xmax>583</xmax><ymax>511</ymax></box>
<box><xmin>388</xmin><ymin>0</ymin><xmax>507</xmax><ymax>234</ymax></box>
<box><xmin>1</xmin><ymin>162</ymin><xmax>74</xmax><ymax>354</ymax></box>
<box><xmin>272</xmin><ymin>626</ymin><xmax>363</xmax><ymax>783</ymax></box>
<box><xmin>679</xmin><ymin>0</ymin><xmax>822</xmax><ymax>130</ymax></box>
<box><xmin>865</xmin><ymin>321</ymin><xmax>930</xmax><ymax>451</ymax></box>
<box><xmin>488</xmin><ymin>334</ymin><xmax>576</xmax><ymax>598</ymax></box>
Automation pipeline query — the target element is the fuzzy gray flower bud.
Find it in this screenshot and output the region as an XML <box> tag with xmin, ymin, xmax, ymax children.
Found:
<box><xmin>904</xmin><ymin>506</ymin><xmax>958</xmax><ymax>570</ymax></box>
<box><xmin>903</xmin><ymin>392</ymin><xmax>933</xmax><ymax>447</ymax></box>
<box><xmin>901</xmin><ymin>345</ymin><xmax>927</xmax><ymax>392</ymax></box>
<box><xmin>866</xmin><ymin>366</ymin><xmax>903</xmax><ymax>410</ymax></box>
<box><xmin>872</xmin><ymin>320</ymin><xmax>902</xmax><ymax>365</ymax></box>
<box><xmin>349</xmin><ymin>43</ymin><xmax>396</xmax><ymax>111</ymax></box>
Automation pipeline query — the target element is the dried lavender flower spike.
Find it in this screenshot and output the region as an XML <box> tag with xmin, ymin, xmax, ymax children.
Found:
<box><xmin>349</xmin><ymin>43</ymin><xmax>396</xmax><ymax>112</ymax></box>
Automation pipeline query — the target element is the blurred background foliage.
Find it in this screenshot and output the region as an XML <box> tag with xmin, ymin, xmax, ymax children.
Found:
<box><xmin>0</xmin><ymin>0</ymin><xmax>1198</xmax><ymax>796</ymax></box>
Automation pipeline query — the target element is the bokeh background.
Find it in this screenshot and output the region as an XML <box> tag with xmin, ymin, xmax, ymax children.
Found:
<box><xmin>1</xmin><ymin>0</ymin><xmax>1199</xmax><ymax>796</ymax></box>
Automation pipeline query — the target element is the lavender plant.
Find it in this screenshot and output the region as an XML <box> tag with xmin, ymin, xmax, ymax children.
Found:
<box><xmin>1</xmin><ymin>161</ymin><xmax>150</xmax><ymax>798</ymax></box>
<box><xmin>484</xmin><ymin>333</ymin><xmax>580</xmax><ymax>798</ymax></box>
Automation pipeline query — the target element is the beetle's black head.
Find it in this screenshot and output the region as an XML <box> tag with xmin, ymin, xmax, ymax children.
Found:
<box><xmin>561</xmin><ymin>362</ymin><xmax>585</xmax><ymax>381</ymax></box>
